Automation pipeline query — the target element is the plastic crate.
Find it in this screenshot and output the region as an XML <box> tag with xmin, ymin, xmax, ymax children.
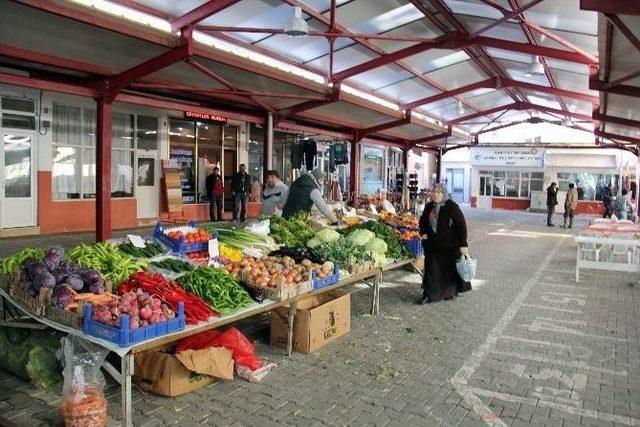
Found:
<box><xmin>404</xmin><ymin>237</ymin><xmax>424</xmax><ymax>256</ymax></box>
<box><xmin>311</xmin><ymin>265</ymin><xmax>340</xmax><ymax>290</ymax></box>
<box><xmin>153</xmin><ymin>221</ymin><xmax>213</xmax><ymax>254</ymax></box>
<box><xmin>83</xmin><ymin>302</ymin><xmax>185</xmax><ymax>347</ymax></box>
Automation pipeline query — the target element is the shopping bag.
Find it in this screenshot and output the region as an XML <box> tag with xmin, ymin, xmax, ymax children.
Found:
<box><xmin>456</xmin><ymin>254</ymin><xmax>477</xmax><ymax>282</ymax></box>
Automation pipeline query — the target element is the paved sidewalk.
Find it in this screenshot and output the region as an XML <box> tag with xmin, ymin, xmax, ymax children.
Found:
<box><xmin>1</xmin><ymin>210</ymin><xmax>639</xmax><ymax>426</ymax></box>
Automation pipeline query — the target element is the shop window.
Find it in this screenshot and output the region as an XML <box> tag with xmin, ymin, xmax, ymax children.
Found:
<box><xmin>196</xmin><ymin>123</ymin><xmax>222</xmax><ymax>204</ymax></box>
<box><xmin>2</xmin><ymin>113</ymin><xmax>35</xmax><ymax>130</ymax></box>
<box><xmin>1</xmin><ymin>97</ymin><xmax>35</xmax><ymax>113</ymax></box>
<box><xmin>137</xmin><ymin>116</ymin><xmax>158</xmax><ymax>150</ymax></box>
<box><xmin>169</xmin><ymin>120</ymin><xmax>196</xmax><ymax>204</ymax></box>
<box><xmin>51</xmin><ymin>104</ymin><xmax>139</xmax><ymax>200</ymax></box>
<box><xmin>248</xmin><ymin>123</ymin><xmax>264</xmax><ymax>186</ymax></box>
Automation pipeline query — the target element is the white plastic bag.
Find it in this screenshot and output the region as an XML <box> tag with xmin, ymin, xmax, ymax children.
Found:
<box><xmin>246</xmin><ymin>219</ymin><xmax>271</xmax><ymax>235</ymax></box>
<box><xmin>456</xmin><ymin>254</ymin><xmax>477</xmax><ymax>282</ymax></box>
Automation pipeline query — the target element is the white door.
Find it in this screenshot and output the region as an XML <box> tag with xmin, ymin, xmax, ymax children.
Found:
<box><xmin>135</xmin><ymin>150</ymin><xmax>159</xmax><ymax>218</ymax></box>
<box><xmin>1</xmin><ymin>131</ymin><xmax>36</xmax><ymax>228</ymax></box>
<box><xmin>477</xmin><ymin>175</ymin><xmax>492</xmax><ymax>209</ymax></box>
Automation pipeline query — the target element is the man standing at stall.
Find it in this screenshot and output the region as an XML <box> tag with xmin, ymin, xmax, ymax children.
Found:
<box><xmin>546</xmin><ymin>182</ymin><xmax>558</xmax><ymax>227</ymax></box>
<box><xmin>260</xmin><ymin>170</ymin><xmax>289</xmax><ymax>216</ymax></box>
<box><xmin>602</xmin><ymin>183</ymin><xmax>614</xmax><ymax>218</ymax></box>
<box><xmin>231</xmin><ymin>163</ymin><xmax>251</xmax><ymax>222</ymax></box>
<box><xmin>563</xmin><ymin>183</ymin><xmax>578</xmax><ymax>229</ymax></box>
<box><xmin>282</xmin><ymin>169</ymin><xmax>339</xmax><ymax>224</ymax></box>
<box><xmin>205</xmin><ymin>166</ymin><xmax>224</xmax><ymax>222</ymax></box>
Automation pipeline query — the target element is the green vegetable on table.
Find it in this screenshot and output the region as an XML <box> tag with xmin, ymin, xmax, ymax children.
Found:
<box><xmin>150</xmin><ymin>258</ymin><xmax>194</xmax><ymax>273</ymax></box>
<box><xmin>343</xmin><ymin>221</ymin><xmax>411</xmax><ymax>260</ymax></box>
<box><xmin>0</xmin><ymin>247</ymin><xmax>46</xmax><ymax>275</ymax></box>
<box><xmin>268</xmin><ymin>214</ymin><xmax>315</xmax><ymax>248</ymax></box>
<box><xmin>177</xmin><ymin>267</ymin><xmax>253</xmax><ymax>315</ymax></box>
<box><xmin>117</xmin><ymin>242</ymin><xmax>166</xmax><ymax>259</ymax></box>
<box><xmin>205</xmin><ymin>226</ymin><xmax>277</xmax><ymax>252</ymax></box>
<box><xmin>310</xmin><ymin>236</ymin><xmax>372</xmax><ymax>269</ymax></box>
<box><xmin>67</xmin><ymin>242</ymin><xmax>148</xmax><ymax>289</ymax></box>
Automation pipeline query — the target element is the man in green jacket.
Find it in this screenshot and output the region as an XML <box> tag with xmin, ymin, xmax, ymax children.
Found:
<box><xmin>282</xmin><ymin>169</ymin><xmax>339</xmax><ymax>223</ymax></box>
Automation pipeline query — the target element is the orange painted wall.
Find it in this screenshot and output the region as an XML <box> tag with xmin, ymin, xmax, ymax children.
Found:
<box><xmin>38</xmin><ymin>171</ymin><xmax>138</xmax><ymax>234</ymax></box>
<box><xmin>160</xmin><ymin>201</ymin><xmax>263</xmax><ymax>222</ymax></box>
<box><xmin>574</xmin><ymin>201</ymin><xmax>605</xmax><ymax>216</ymax></box>
<box><xmin>491</xmin><ymin>198</ymin><xmax>531</xmax><ymax>210</ymax></box>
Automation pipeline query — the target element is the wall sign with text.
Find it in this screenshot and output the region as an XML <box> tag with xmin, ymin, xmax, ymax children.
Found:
<box><xmin>183</xmin><ymin>110</ymin><xmax>228</xmax><ymax>123</ymax></box>
<box><xmin>470</xmin><ymin>147</ymin><xmax>545</xmax><ymax>167</ymax></box>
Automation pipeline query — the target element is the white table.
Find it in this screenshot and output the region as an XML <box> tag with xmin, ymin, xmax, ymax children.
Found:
<box><xmin>574</xmin><ymin>235</ymin><xmax>640</xmax><ymax>282</ymax></box>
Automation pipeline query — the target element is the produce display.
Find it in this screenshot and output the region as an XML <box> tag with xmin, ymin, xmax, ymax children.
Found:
<box><xmin>343</xmin><ymin>221</ymin><xmax>412</xmax><ymax>260</ymax></box>
<box><xmin>380</xmin><ymin>211</ymin><xmax>419</xmax><ymax>229</ymax></box>
<box><xmin>206</xmin><ymin>226</ymin><xmax>277</xmax><ymax>253</ymax></box>
<box><xmin>14</xmin><ymin>247</ymin><xmax>106</xmax><ymax>306</ymax></box>
<box><xmin>187</xmin><ymin>251</ymin><xmax>209</xmax><ymax>264</ymax></box>
<box><xmin>177</xmin><ymin>267</ymin><xmax>253</xmax><ymax>315</ymax></box>
<box><xmin>219</xmin><ymin>243</ymin><xmax>243</xmax><ymax>263</ymax></box>
<box><xmin>117</xmin><ymin>242</ymin><xmax>166</xmax><ymax>259</ymax></box>
<box><xmin>119</xmin><ymin>272</ymin><xmax>217</xmax><ymax>325</ymax></box>
<box><xmin>0</xmin><ymin>247</ymin><xmax>46</xmax><ymax>275</ymax></box>
<box><xmin>268</xmin><ymin>247</ymin><xmax>326</xmax><ymax>265</ymax></box>
<box><xmin>226</xmin><ymin>256</ymin><xmax>332</xmax><ymax>289</ymax></box>
<box><xmin>91</xmin><ymin>290</ymin><xmax>176</xmax><ymax>329</ymax></box>
<box><xmin>67</xmin><ymin>243</ymin><xmax>147</xmax><ymax>289</ymax></box>
<box><xmin>166</xmin><ymin>227</ymin><xmax>210</xmax><ymax>243</ymax></box>
<box><xmin>268</xmin><ymin>214</ymin><xmax>315</xmax><ymax>248</ymax></box>
<box><xmin>149</xmin><ymin>258</ymin><xmax>194</xmax><ymax>273</ymax></box>
<box><xmin>307</xmin><ymin>235</ymin><xmax>371</xmax><ymax>269</ymax></box>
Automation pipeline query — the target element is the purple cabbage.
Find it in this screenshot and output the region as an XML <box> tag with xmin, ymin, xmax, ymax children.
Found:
<box><xmin>33</xmin><ymin>271</ymin><xmax>56</xmax><ymax>291</ymax></box>
<box><xmin>79</xmin><ymin>269</ymin><xmax>102</xmax><ymax>284</ymax></box>
<box><xmin>89</xmin><ymin>281</ymin><xmax>105</xmax><ymax>295</ymax></box>
<box><xmin>27</xmin><ymin>262</ymin><xmax>47</xmax><ymax>281</ymax></box>
<box><xmin>44</xmin><ymin>253</ymin><xmax>62</xmax><ymax>270</ymax></box>
<box><xmin>52</xmin><ymin>268</ymin><xmax>69</xmax><ymax>285</ymax></box>
<box><xmin>65</xmin><ymin>274</ymin><xmax>84</xmax><ymax>291</ymax></box>
<box><xmin>52</xmin><ymin>284</ymin><xmax>75</xmax><ymax>309</ymax></box>
<box><xmin>26</xmin><ymin>282</ymin><xmax>37</xmax><ymax>298</ymax></box>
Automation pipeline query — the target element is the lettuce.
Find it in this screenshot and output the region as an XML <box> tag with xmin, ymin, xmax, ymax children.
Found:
<box><xmin>364</xmin><ymin>237</ymin><xmax>388</xmax><ymax>254</ymax></box>
<box><xmin>316</xmin><ymin>228</ymin><xmax>341</xmax><ymax>243</ymax></box>
<box><xmin>346</xmin><ymin>229</ymin><xmax>375</xmax><ymax>247</ymax></box>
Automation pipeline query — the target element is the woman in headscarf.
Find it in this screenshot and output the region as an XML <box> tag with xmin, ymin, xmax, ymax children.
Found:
<box><xmin>419</xmin><ymin>183</ymin><xmax>471</xmax><ymax>304</ymax></box>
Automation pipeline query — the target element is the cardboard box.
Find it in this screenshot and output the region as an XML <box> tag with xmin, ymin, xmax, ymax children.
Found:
<box><xmin>133</xmin><ymin>346</ymin><xmax>233</xmax><ymax>397</ymax></box>
<box><xmin>270</xmin><ymin>290</ymin><xmax>350</xmax><ymax>353</ymax></box>
<box><xmin>175</xmin><ymin>347</ymin><xmax>234</xmax><ymax>380</ymax></box>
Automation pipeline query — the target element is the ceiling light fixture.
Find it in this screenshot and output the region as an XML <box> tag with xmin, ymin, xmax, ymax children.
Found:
<box><xmin>526</xmin><ymin>55</ymin><xmax>545</xmax><ymax>77</ymax></box>
<box><xmin>284</xmin><ymin>7</ymin><xmax>309</xmax><ymax>37</ymax></box>
<box><xmin>456</xmin><ymin>100</ymin><xmax>465</xmax><ymax>115</ymax></box>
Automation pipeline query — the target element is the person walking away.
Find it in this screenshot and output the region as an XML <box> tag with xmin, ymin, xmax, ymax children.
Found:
<box><xmin>614</xmin><ymin>189</ymin><xmax>636</xmax><ymax>221</ymax></box>
<box><xmin>546</xmin><ymin>182</ymin><xmax>558</xmax><ymax>226</ymax></box>
<box><xmin>602</xmin><ymin>183</ymin><xmax>614</xmax><ymax>218</ymax></box>
<box><xmin>419</xmin><ymin>183</ymin><xmax>470</xmax><ymax>304</ymax></box>
<box><xmin>231</xmin><ymin>164</ymin><xmax>251</xmax><ymax>222</ymax></box>
<box><xmin>282</xmin><ymin>169</ymin><xmax>339</xmax><ymax>223</ymax></box>
<box><xmin>563</xmin><ymin>183</ymin><xmax>578</xmax><ymax>229</ymax></box>
<box><xmin>205</xmin><ymin>166</ymin><xmax>224</xmax><ymax>222</ymax></box>
<box><xmin>260</xmin><ymin>170</ymin><xmax>289</xmax><ymax>216</ymax></box>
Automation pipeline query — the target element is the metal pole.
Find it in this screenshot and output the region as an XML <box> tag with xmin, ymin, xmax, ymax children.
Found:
<box><xmin>349</xmin><ymin>141</ymin><xmax>360</xmax><ymax>199</ymax></box>
<box><xmin>435</xmin><ymin>148</ymin><xmax>442</xmax><ymax>183</ymax></box>
<box><xmin>96</xmin><ymin>99</ymin><xmax>113</xmax><ymax>242</ymax></box>
<box><xmin>635</xmin><ymin>147</ymin><xmax>639</xmax><ymax>214</ymax></box>
<box><xmin>263</xmin><ymin>112</ymin><xmax>273</xmax><ymax>181</ymax></box>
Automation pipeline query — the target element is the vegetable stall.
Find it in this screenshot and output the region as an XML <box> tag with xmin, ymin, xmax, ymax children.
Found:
<box><xmin>0</xmin><ymin>211</ymin><xmax>421</xmax><ymax>427</ymax></box>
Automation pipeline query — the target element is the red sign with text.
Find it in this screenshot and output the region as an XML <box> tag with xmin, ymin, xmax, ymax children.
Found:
<box><xmin>184</xmin><ymin>111</ymin><xmax>227</xmax><ymax>123</ymax></box>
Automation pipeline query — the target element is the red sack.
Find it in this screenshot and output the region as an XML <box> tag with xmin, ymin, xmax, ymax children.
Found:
<box><xmin>175</xmin><ymin>327</ymin><xmax>262</xmax><ymax>371</ymax></box>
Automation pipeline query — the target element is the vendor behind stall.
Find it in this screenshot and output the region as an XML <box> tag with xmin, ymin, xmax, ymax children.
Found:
<box><xmin>282</xmin><ymin>169</ymin><xmax>338</xmax><ymax>223</ymax></box>
<box><xmin>260</xmin><ymin>170</ymin><xmax>289</xmax><ymax>216</ymax></box>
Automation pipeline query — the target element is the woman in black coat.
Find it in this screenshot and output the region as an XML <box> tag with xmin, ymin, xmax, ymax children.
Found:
<box><xmin>419</xmin><ymin>184</ymin><xmax>471</xmax><ymax>304</ymax></box>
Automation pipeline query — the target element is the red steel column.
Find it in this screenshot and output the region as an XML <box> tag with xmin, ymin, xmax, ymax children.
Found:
<box><xmin>350</xmin><ymin>141</ymin><xmax>361</xmax><ymax>200</ymax></box>
<box><xmin>96</xmin><ymin>99</ymin><xmax>113</xmax><ymax>242</ymax></box>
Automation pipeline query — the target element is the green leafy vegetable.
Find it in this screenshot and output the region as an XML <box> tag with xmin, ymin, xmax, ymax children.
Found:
<box><xmin>346</xmin><ymin>229</ymin><xmax>375</xmax><ymax>247</ymax></box>
<box><xmin>343</xmin><ymin>221</ymin><xmax>411</xmax><ymax>260</ymax></box>
<box><xmin>177</xmin><ymin>267</ymin><xmax>253</xmax><ymax>315</ymax></box>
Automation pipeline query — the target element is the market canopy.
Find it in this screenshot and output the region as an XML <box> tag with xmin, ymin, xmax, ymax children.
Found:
<box><xmin>3</xmin><ymin>0</ymin><xmax>636</xmax><ymax>150</ymax></box>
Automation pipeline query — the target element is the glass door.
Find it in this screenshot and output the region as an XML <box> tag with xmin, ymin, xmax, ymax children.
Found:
<box><xmin>1</xmin><ymin>131</ymin><xmax>36</xmax><ymax>228</ymax></box>
<box><xmin>478</xmin><ymin>173</ymin><xmax>492</xmax><ymax>209</ymax></box>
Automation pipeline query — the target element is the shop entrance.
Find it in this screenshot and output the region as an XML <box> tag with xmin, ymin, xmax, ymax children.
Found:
<box><xmin>478</xmin><ymin>173</ymin><xmax>493</xmax><ymax>209</ymax></box>
<box><xmin>1</xmin><ymin>131</ymin><xmax>36</xmax><ymax>228</ymax></box>
<box><xmin>223</xmin><ymin>148</ymin><xmax>237</xmax><ymax>212</ymax></box>
<box><xmin>446</xmin><ymin>169</ymin><xmax>465</xmax><ymax>203</ymax></box>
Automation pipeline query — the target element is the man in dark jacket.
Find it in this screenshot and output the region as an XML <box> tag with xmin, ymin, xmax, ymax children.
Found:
<box><xmin>282</xmin><ymin>169</ymin><xmax>338</xmax><ymax>223</ymax></box>
<box><xmin>546</xmin><ymin>182</ymin><xmax>558</xmax><ymax>226</ymax></box>
<box><xmin>602</xmin><ymin>183</ymin><xmax>614</xmax><ymax>218</ymax></box>
<box><xmin>205</xmin><ymin>167</ymin><xmax>224</xmax><ymax>222</ymax></box>
<box><xmin>231</xmin><ymin>164</ymin><xmax>251</xmax><ymax>222</ymax></box>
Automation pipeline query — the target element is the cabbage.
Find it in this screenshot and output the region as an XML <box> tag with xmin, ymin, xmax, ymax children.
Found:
<box><xmin>364</xmin><ymin>237</ymin><xmax>387</xmax><ymax>254</ymax></box>
<box><xmin>27</xmin><ymin>262</ymin><xmax>47</xmax><ymax>281</ymax></box>
<box><xmin>52</xmin><ymin>284</ymin><xmax>75</xmax><ymax>309</ymax></box>
<box><xmin>307</xmin><ymin>237</ymin><xmax>322</xmax><ymax>249</ymax></box>
<box><xmin>33</xmin><ymin>271</ymin><xmax>56</xmax><ymax>291</ymax></box>
<box><xmin>52</xmin><ymin>268</ymin><xmax>69</xmax><ymax>285</ymax></box>
<box><xmin>65</xmin><ymin>274</ymin><xmax>84</xmax><ymax>291</ymax></box>
<box><xmin>79</xmin><ymin>269</ymin><xmax>101</xmax><ymax>284</ymax></box>
<box><xmin>366</xmin><ymin>250</ymin><xmax>386</xmax><ymax>267</ymax></box>
<box><xmin>89</xmin><ymin>280</ymin><xmax>105</xmax><ymax>295</ymax></box>
<box><xmin>347</xmin><ymin>229</ymin><xmax>375</xmax><ymax>247</ymax></box>
<box><xmin>317</xmin><ymin>228</ymin><xmax>341</xmax><ymax>243</ymax></box>
<box><xmin>44</xmin><ymin>253</ymin><xmax>61</xmax><ymax>270</ymax></box>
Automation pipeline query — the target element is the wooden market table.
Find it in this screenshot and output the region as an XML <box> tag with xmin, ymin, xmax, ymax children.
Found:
<box><xmin>0</xmin><ymin>257</ymin><xmax>420</xmax><ymax>427</ymax></box>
